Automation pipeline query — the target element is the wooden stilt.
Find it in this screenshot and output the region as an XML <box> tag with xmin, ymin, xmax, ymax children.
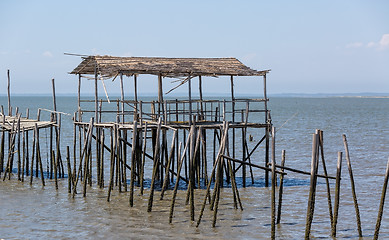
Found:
<box><xmin>343</xmin><ymin>134</ymin><xmax>362</xmax><ymax>237</ymax></box>
<box><xmin>332</xmin><ymin>152</ymin><xmax>342</xmax><ymax>237</ymax></box>
<box><xmin>305</xmin><ymin>133</ymin><xmax>319</xmax><ymax>239</ymax></box>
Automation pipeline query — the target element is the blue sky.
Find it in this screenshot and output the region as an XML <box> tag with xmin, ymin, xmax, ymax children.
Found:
<box><xmin>0</xmin><ymin>0</ymin><xmax>388</xmax><ymax>96</ymax></box>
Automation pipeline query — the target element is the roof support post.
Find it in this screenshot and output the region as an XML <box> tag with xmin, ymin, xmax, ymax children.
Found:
<box><xmin>134</xmin><ymin>74</ymin><xmax>138</xmax><ymax>121</ymax></box>
<box><xmin>198</xmin><ymin>76</ymin><xmax>203</xmax><ymax>120</ymax></box>
<box><xmin>264</xmin><ymin>73</ymin><xmax>270</xmax><ymax>187</ymax></box>
<box><xmin>7</xmin><ymin>69</ymin><xmax>11</xmax><ymax>116</ymax></box>
<box><xmin>230</xmin><ymin>75</ymin><xmax>236</xmax><ymax>174</ymax></box>
<box><xmin>134</xmin><ymin>74</ymin><xmax>138</xmax><ymax>103</ymax></box>
<box><xmin>78</xmin><ymin>74</ymin><xmax>82</xmax><ymax>121</ymax></box>
<box><xmin>158</xmin><ymin>74</ymin><xmax>164</xmax><ymax>122</ymax></box>
<box><xmin>120</xmin><ymin>72</ymin><xmax>125</xmax><ymax>122</ymax></box>
<box><xmin>188</xmin><ymin>76</ymin><xmax>192</xmax><ymax>125</ymax></box>
<box><xmin>51</xmin><ymin>78</ymin><xmax>57</xmax><ymax>123</ymax></box>
<box><xmin>94</xmin><ymin>64</ymin><xmax>98</xmax><ymax>123</ymax></box>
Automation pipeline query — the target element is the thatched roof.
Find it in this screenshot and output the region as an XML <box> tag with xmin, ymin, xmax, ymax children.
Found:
<box><xmin>70</xmin><ymin>55</ymin><xmax>269</xmax><ymax>78</ymax></box>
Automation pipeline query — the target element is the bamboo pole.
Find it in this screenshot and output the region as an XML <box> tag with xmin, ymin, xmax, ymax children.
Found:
<box><xmin>373</xmin><ymin>157</ymin><xmax>389</xmax><ymax>240</ymax></box>
<box><xmin>343</xmin><ymin>134</ymin><xmax>362</xmax><ymax>237</ymax></box>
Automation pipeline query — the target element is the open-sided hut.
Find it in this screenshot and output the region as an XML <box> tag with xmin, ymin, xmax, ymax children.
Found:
<box><xmin>70</xmin><ymin>55</ymin><xmax>273</xmax><ymax>200</ymax></box>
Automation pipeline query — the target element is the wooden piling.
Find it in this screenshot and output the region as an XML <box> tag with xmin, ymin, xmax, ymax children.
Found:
<box><xmin>343</xmin><ymin>134</ymin><xmax>362</xmax><ymax>237</ymax></box>
<box><xmin>67</xmin><ymin>146</ymin><xmax>72</xmax><ymax>193</ymax></box>
<box><xmin>160</xmin><ymin>129</ymin><xmax>177</xmax><ymax>200</ymax></box>
<box><xmin>373</xmin><ymin>156</ymin><xmax>389</xmax><ymax>240</ymax></box>
<box><xmin>276</xmin><ymin>149</ymin><xmax>286</xmax><ymax>224</ymax></box>
<box><xmin>169</xmin><ymin>128</ymin><xmax>193</xmax><ymax>223</ymax></box>
<box><xmin>305</xmin><ymin>133</ymin><xmax>319</xmax><ymax>239</ymax></box>
<box><xmin>271</xmin><ymin>126</ymin><xmax>276</xmax><ymax>239</ymax></box>
<box><xmin>332</xmin><ymin>151</ymin><xmax>342</xmax><ymax>237</ymax></box>
<box><xmin>147</xmin><ymin>118</ymin><xmax>162</xmax><ymax>212</ymax></box>
<box><xmin>129</xmin><ymin>121</ymin><xmax>137</xmax><ymax>207</ymax></box>
<box><xmin>318</xmin><ymin>130</ymin><xmax>334</xmax><ymax>231</ymax></box>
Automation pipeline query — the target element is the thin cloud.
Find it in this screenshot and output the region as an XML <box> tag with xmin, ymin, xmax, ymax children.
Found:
<box><xmin>355</xmin><ymin>33</ymin><xmax>389</xmax><ymax>50</ymax></box>
<box><xmin>378</xmin><ymin>33</ymin><xmax>389</xmax><ymax>50</ymax></box>
<box><xmin>43</xmin><ymin>51</ymin><xmax>53</xmax><ymax>57</ymax></box>
<box><xmin>346</xmin><ymin>42</ymin><xmax>363</xmax><ymax>48</ymax></box>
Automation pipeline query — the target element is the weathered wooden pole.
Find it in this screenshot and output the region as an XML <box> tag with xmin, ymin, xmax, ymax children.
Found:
<box><xmin>17</xmin><ymin>116</ymin><xmax>21</xmax><ymax>181</ymax></box>
<box><xmin>0</xmin><ymin>109</ymin><xmax>5</xmax><ymax>174</ymax></box>
<box><xmin>373</xmin><ymin>157</ymin><xmax>389</xmax><ymax>240</ymax></box>
<box><xmin>129</xmin><ymin>121</ymin><xmax>137</xmax><ymax>207</ymax></box>
<box><xmin>169</xmin><ymin>128</ymin><xmax>192</xmax><ymax>223</ymax></box>
<box><xmin>140</xmin><ymin>122</ymin><xmax>147</xmax><ymax>195</ymax></box>
<box><xmin>343</xmin><ymin>134</ymin><xmax>362</xmax><ymax>237</ymax></box>
<box><xmin>30</xmin><ymin>123</ymin><xmax>36</xmax><ymax>185</ymax></box>
<box><xmin>158</xmin><ymin>74</ymin><xmax>164</xmax><ymax>120</ymax></box>
<box><xmin>332</xmin><ymin>151</ymin><xmax>342</xmax><ymax>237</ymax></box>
<box><xmin>318</xmin><ymin>130</ymin><xmax>334</xmax><ymax>231</ymax></box>
<box><xmin>67</xmin><ymin>146</ymin><xmax>72</xmax><ymax>193</ymax></box>
<box><xmin>198</xmin><ymin>76</ymin><xmax>203</xmax><ymax>119</ymax></box>
<box><xmin>196</xmin><ymin>122</ymin><xmax>229</xmax><ymax>227</ymax></box>
<box><xmin>230</xmin><ymin>75</ymin><xmax>236</xmax><ymax>175</ymax></box>
<box><xmin>147</xmin><ymin>118</ymin><xmax>162</xmax><ymax>212</ymax></box>
<box><xmin>7</xmin><ymin>70</ymin><xmax>11</xmax><ymax>116</ymax></box>
<box><xmin>160</xmin><ymin>129</ymin><xmax>177</xmax><ymax>200</ymax></box>
<box><xmin>305</xmin><ymin>133</ymin><xmax>319</xmax><ymax>239</ymax></box>
<box><xmin>276</xmin><ymin>149</ymin><xmax>286</xmax><ymax>224</ymax></box>
<box><xmin>21</xmin><ymin>127</ymin><xmax>25</xmax><ymax>182</ymax></box>
<box><xmin>263</xmin><ymin>74</ymin><xmax>270</xmax><ymax>187</ymax></box>
<box><xmin>271</xmin><ymin>126</ymin><xmax>276</xmax><ymax>239</ymax></box>
<box><xmin>107</xmin><ymin>126</ymin><xmax>116</xmax><ymax>202</ymax></box>
<box><xmin>188</xmin><ymin>76</ymin><xmax>192</xmax><ymax>125</ymax></box>
<box><xmin>34</xmin><ymin>123</ymin><xmax>45</xmax><ymax>186</ymax></box>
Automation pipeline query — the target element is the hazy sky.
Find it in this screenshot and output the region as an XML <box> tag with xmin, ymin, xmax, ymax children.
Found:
<box><xmin>0</xmin><ymin>0</ymin><xmax>388</xmax><ymax>96</ymax></box>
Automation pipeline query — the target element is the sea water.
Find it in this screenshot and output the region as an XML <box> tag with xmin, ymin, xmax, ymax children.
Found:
<box><xmin>0</xmin><ymin>96</ymin><xmax>388</xmax><ymax>239</ymax></box>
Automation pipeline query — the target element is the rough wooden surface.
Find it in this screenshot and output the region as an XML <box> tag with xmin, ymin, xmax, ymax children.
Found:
<box><xmin>71</xmin><ymin>55</ymin><xmax>270</xmax><ymax>78</ymax></box>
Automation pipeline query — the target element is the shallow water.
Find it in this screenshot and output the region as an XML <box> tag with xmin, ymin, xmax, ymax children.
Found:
<box><xmin>1</xmin><ymin>96</ymin><xmax>389</xmax><ymax>239</ymax></box>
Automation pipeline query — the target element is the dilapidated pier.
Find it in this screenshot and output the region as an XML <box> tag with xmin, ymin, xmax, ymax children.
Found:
<box><xmin>69</xmin><ymin>56</ymin><xmax>272</xmax><ymax>224</ymax></box>
<box><xmin>2</xmin><ymin>56</ymin><xmax>378</xmax><ymax>239</ymax></box>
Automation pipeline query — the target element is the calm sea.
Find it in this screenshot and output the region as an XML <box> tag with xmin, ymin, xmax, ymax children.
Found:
<box><xmin>0</xmin><ymin>96</ymin><xmax>388</xmax><ymax>239</ymax></box>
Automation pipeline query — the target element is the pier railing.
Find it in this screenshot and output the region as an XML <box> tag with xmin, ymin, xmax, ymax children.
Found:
<box><xmin>78</xmin><ymin>98</ymin><xmax>270</xmax><ymax>127</ymax></box>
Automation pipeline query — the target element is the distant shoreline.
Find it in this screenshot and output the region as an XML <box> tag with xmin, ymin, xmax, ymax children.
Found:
<box><xmin>0</xmin><ymin>93</ymin><xmax>389</xmax><ymax>98</ymax></box>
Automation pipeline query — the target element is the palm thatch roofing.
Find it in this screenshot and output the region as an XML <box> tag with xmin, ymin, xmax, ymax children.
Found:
<box><xmin>70</xmin><ymin>55</ymin><xmax>269</xmax><ymax>78</ymax></box>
